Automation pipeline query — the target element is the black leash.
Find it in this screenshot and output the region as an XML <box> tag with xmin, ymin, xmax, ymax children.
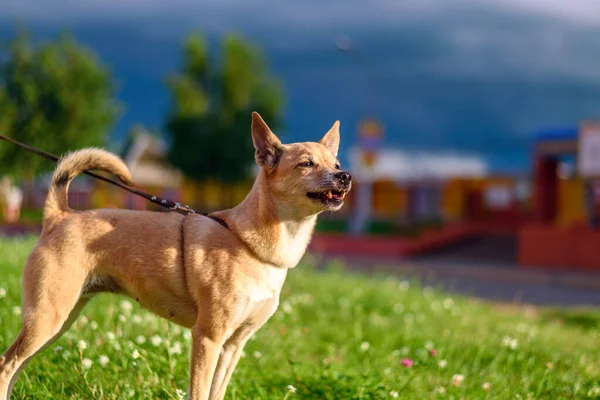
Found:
<box><xmin>0</xmin><ymin>133</ymin><xmax>230</xmax><ymax>230</ymax></box>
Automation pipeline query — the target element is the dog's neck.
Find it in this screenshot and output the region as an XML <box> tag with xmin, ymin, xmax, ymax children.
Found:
<box><xmin>223</xmin><ymin>170</ymin><xmax>318</xmax><ymax>269</ymax></box>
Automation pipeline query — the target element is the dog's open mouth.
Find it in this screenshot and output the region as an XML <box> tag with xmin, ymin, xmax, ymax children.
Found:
<box><xmin>306</xmin><ymin>189</ymin><xmax>347</xmax><ymax>205</ymax></box>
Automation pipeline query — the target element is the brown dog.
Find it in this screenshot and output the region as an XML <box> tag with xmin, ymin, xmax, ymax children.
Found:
<box><xmin>0</xmin><ymin>112</ymin><xmax>351</xmax><ymax>400</ymax></box>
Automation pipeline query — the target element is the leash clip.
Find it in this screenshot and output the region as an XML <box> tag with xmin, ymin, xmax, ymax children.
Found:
<box><xmin>170</xmin><ymin>202</ymin><xmax>196</xmax><ymax>214</ymax></box>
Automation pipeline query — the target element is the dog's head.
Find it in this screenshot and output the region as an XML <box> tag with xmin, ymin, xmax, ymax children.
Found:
<box><xmin>251</xmin><ymin>112</ymin><xmax>352</xmax><ymax>216</ymax></box>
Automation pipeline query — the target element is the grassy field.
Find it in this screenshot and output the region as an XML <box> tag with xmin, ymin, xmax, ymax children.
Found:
<box><xmin>1</xmin><ymin>237</ymin><xmax>599</xmax><ymax>399</ymax></box>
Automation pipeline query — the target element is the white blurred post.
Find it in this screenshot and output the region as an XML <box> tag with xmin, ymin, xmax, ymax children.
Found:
<box><xmin>349</xmin><ymin>179</ymin><xmax>372</xmax><ymax>235</ymax></box>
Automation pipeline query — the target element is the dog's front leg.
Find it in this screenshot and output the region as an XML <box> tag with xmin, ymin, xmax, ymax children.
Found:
<box><xmin>188</xmin><ymin>323</ymin><xmax>226</xmax><ymax>400</ymax></box>
<box><xmin>208</xmin><ymin>326</ymin><xmax>255</xmax><ymax>400</ymax></box>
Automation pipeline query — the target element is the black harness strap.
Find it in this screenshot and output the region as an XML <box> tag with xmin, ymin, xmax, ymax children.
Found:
<box><xmin>203</xmin><ymin>214</ymin><xmax>230</xmax><ymax>230</ymax></box>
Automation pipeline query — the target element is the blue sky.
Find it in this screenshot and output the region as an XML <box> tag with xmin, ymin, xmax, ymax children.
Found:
<box><xmin>2</xmin><ymin>0</ymin><xmax>600</xmax><ymax>173</ymax></box>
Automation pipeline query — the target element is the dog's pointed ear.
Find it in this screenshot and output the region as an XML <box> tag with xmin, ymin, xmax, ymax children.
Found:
<box><xmin>252</xmin><ymin>112</ymin><xmax>283</xmax><ymax>169</ymax></box>
<box><xmin>319</xmin><ymin>120</ymin><xmax>340</xmax><ymax>157</ymax></box>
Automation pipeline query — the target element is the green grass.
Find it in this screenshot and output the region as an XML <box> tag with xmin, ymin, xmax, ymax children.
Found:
<box><xmin>1</xmin><ymin>237</ymin><xmax>599</xmax><ymax>399</ymax></box>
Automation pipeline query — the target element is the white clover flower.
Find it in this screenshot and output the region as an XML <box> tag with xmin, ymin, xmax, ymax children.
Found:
<box><xmin>144</xmin><ymin>314</ymin><xmax>156</xmax><ymax>323</ymax></box>
<box><xmin>175</xmin><ymin>389</ymin><xmax>186</xmax><ymax>400</ymax></box>
<box><xmin>0</xmin><ymin>287</ymin><xmax>6</xmax><ymax>298</ymax></box>
<box><xmin>183</xmin><ymin>331</ymin><xmax>192</xmax><ymax>341</ymax></box>
<box><xmin>253</xmin><ymin>351</ymin><xmax>262</xmax><ymax>359</ymax></box>
<box><xmin>282</xmin><ymin>302</ymin><xmax>293</xmax><ymax>314</ymax></box>
<box><xmin>360</xmin><ymin>342</ymin><xmax>370</xmax><ymax>352</ymax></box>
<box><xmin>98</xmin><ymin>355</ymin><xmax>110</xmax><ymax>367</ymax></box>
<box><xmin>509</xmin><ymin>338</ymin><xmax>518</xmax><ymax>350</ymax></box>
<box><xmin>79</xmin><ymin>315</ymin><xmax>89</xmax><ymax>325</ymax></box>
<box><xmin>169</xmin><ymin>342</ymin><xmax>183</xmax><ymax>355</ymax></box>
<box><xmin>390</xmin><ymin>391</ymin><xmax>399</xmax><ymax>398</ymax></box>
<box><xmin>286</xmin><ymin>385</ymin><xmax>297</xmax><ymax>393</ymax></box>
<box><xmin>77</xmin><ymin>340</ymin><xmax>88</xmax><ymax>351</ymax></box>
<box><xmin>106</xmin><ymin>332</ymin><xmax>116</xmax><ymax>341</ymax></box>
<box><xmin>438</xmin><ymin>359</ymin><xmax>448</xmax><ymax>368</ymax></box>
<box><xmin>132</xmin><ymin>315</ymin><xmax>143</xmax><ymax>324</ymax></box>
<box><xmin>482</xmin><ymin>382</ymin><xmax>491</xmax><ymax>391</ymax></box>
<box><xmin>438</xmin><ymin>387</ymin><xmax>446</xmax><ymax>394</ymax></box>
<box><xmin>443</xmin><ymin>298</ymin><xmax>454</xmax><ymax>309</ymax></box>
<box><xmin>118</xmin><ymin>314</ymin><xmax>127</xmax><ymax>323</ymax></box>
<box><xmin>120</xmin><ymin>300</ymin><xmax>133</xmax><ymax>312</ymax></box>
<box><xmin>132</xmin><ymin>349</ymin><xmax>141</xmax><ymax>359</ymax></box>
<box><xmin>399</xmin><ymin>281</ymin><xmax>410</xmax><ymax>291</ymax></box>
<box><xmin>53</xmin><ymin>346</ymin><xmax>63</xmax><ymax>354</ymax></box>
<box><xmin>81</xmin><ymin>358</ymin><xmax>93</xmax><ymax>369</ymax></box>
<box><xmin>12</xmin><ymin>306</ymin><xmax>21</xmax><ymax>315</ymax></box>
<box><xmin>150</xmin><ymin>335</ymin><xmax>163</xmax><ymax>347</ymax></box>
<box><xmin>424</xmin><ymin>341</ymin><xmax>434</xmax><ymax>350</ymax></box>
<box><xmin>451</xmin><ymin>374</ymin><xmax>464</xmax><ymax>387</ymax></box>
<box><xmin>136</xmin><ymin>335</ymin><xmax>147</xmax><ymax>345</ymax></box>
<box><xmin>89</xmin><ymin>321</ymin><xmax>98</xmax><ymax>331</ymax></box>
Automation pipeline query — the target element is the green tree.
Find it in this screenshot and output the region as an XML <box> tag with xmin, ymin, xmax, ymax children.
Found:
<box><xmin>0</xmin><ymin>30</ymin><xmax>120</xmax><ymax>178</ymax></box>
<box><xmin>165</xmin><ymin>32</ymin><xmax>285</xmax><ymax>183</ymax></box>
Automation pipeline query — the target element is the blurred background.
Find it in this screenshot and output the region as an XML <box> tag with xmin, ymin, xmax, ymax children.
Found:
<box><xmin>2</xmin><ymin>0</ymin><xmax>600</xmax><ymax>280</ymax></box>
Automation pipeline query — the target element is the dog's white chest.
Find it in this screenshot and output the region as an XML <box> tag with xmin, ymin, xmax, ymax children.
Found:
<box><xmin>240</xmin><ymin>267</ymin><xmax>287</xmax><ymax>330</ymax></box>
<box><xmin>249</xmin><ymin>287</ymin><xmax>277</xmax><ymax>303</ymax></box>
<box><xmin>275</xmin><ymin>219</ymin><xmax>315</xmax><ymax>268</ymax></box>
<box><xmin>248</xmin><ymin>267</ymin><xmax>287</xmax><ymax>305</ymax></box>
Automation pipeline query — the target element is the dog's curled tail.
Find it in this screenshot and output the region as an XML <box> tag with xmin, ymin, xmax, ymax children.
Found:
<box><xmin>44</xmin><ymin>148</ymin><xmax>133</xmax><ymax>218</ymax></box>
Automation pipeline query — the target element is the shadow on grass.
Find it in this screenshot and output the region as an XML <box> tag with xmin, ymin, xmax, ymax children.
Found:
<box><xmin>541</xmin><ymin>309</ymin><xmax>600</xmax><ymax>332</ymax></box>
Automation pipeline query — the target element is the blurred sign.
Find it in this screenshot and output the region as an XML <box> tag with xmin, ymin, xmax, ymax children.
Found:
<box><xmin>357</xmin><ymin>118</ymin><xmax>384</xmax><ymax>168</ymax></box>
<box><xmin>578</xmin><ymin>121</ymin><xmax>600</xmax><ymax>178</ymax></box>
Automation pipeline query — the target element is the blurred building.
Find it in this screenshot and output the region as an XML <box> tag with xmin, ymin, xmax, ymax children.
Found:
<box><xmin>343</xmin><ymin>146</ymin><xmax>527</xmax><ymax>230</ymax></box>
<box><xmin>519</xmin><ymin>122</ymin><xmax>600</xmax><ymax>269</ymax></box>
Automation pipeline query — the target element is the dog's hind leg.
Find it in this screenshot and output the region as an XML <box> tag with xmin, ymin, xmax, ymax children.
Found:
<box><xmin>0</xmin><ymin>249</ymin><xmax>89</xmax><ymax>400</ymax></box>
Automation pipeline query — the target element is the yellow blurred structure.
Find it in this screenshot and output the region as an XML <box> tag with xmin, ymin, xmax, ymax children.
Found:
<box><xmin>555</xmin><ymin>177</ymin><xmax>587</xmax><ymax>227</ymax></box>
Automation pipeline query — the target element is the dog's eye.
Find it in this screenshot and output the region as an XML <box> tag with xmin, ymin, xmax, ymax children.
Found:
<box><xmin>299</xmin><ymin>161</ymin><xmax>314</xmax><ymax>167</ymax></box>
<box><xmin>335</xmin><ymin>163</ymin><xmax>341</xmax><ymax>170</ymax></box>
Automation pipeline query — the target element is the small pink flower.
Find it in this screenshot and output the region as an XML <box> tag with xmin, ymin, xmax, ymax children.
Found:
<box><xmin>401</xmin><ymin>358</ymin><xmax>414</xmax><ymax>368</ymax></box>
<box><xmin>429</xmin><ymin>349</ymin><xmax>437</xmax><ymax>357</ymax></box>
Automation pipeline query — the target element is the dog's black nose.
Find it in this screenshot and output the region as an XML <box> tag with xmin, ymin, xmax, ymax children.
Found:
<box><xmin>335</xmin><ymin>172</ymin><xmax>352</xmax><ymax>184</ymax></box>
